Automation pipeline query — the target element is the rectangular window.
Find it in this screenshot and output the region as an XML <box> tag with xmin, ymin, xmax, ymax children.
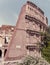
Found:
<box><xmin>25</xmin><ymin>15</ymin><xmax>33</xmax><ymax>21</ymax></box>
<box><xmin>5</xmin><ymin>37</ymin><xmax>8</xmax><ymax>44</ymax></box>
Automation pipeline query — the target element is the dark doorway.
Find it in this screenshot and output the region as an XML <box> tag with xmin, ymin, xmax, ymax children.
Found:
<box><xmin>4</xmin><ymin>49</ymin><xmax>7</xmax><ymax>56</ymax></box>
<box><xmin>0</xmin><ymin>50</ymin><xmax>2</xmax><ymax>58</ymax></box>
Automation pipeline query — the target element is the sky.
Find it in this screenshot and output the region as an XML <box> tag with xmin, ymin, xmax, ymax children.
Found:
<box><xmin>0</xmin><ymin>0</ymin><xmax>50</xmax><ymax>26</ymax></box>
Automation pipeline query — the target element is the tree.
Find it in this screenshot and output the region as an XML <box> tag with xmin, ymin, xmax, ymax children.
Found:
<box><xmin>48</xmin><ymin>25</ymin><xmax>50</xmax><ymax>33</ymax></box>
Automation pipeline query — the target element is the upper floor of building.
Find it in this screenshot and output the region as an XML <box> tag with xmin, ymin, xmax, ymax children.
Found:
<box><xmin>21</xmin><ymin>1</ymin><xmax>48</xmax><ymax>28</ymax></box>
<box><xmin>0</xmin><ymin>25</ymin><xmax>15</xmax><ymax>47</ymax></box>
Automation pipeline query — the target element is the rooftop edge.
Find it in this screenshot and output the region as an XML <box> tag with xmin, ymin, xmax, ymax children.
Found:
<box><xmin>27</xmin><ymin>1</ymin><xmax>44</xmax><ymax>15</ymax></box>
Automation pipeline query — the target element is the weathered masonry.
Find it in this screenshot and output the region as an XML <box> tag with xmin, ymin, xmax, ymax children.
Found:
<box><xmin>5</xmin><ymin>1</ymin><xmax>48</xmax><ymax>61</ymax></box>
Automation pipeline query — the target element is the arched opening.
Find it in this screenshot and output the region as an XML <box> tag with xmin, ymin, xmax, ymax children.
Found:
<box><xmin>5</xmin><ymin>37</ymin><xmax>8</xmax><ymax>44</ymax></box>
<box><xmin>0</xmin><ymin>50</ymin><xmax>2</xmax><ymax>58</ymax></box>
<box><xmin>4</xmin><ymin>49</ymin><xmax>7</xmax><ymax>56</ymax></box>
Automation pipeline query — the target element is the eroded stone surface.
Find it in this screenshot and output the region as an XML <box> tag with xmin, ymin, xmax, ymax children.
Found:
<box><xmin>4</xmin><ymin>56</ymin><xmax>50</xmax><ymax>65</ymax></box>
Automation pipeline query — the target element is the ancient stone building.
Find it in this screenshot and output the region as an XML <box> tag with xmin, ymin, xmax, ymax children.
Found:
<box><xmin>4</xmin><ymin>1</ymin><xmax>48</xmax><ymax>62</ymax></box>
<box><xmin>0</xmin><ymin>25</ymin><xmax>15</xmax><ymax>62</ymax></box>
<box><xmin>0</xmin><ymin>1</ymin><xmax>48</xmax><ymax>65</ymax></box>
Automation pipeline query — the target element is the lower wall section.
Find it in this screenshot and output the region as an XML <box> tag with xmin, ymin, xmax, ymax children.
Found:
<box><xmin>4</xmin><ymin>62</ymin><xmax>17</xmax><ymax>65</ymax></box>
<box><xmin>4</xmin><ymin>60</ymin><xmax>22</xmax><ymax>65</ymax></box>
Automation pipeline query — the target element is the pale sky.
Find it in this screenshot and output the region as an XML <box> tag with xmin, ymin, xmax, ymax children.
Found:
<box><xmin>0</xmin><ymin>0</ymin><xmax>50</xmax><ymax>26</ymax></box>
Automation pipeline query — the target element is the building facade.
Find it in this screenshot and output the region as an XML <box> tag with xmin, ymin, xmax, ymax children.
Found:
<box><xmin>0</xmin><ymin>25</ymin><xmax>15</xmax><ymax>62</ymax></box>
<box><xmin>4</xmin><ymin>1</ymin><xmax>48</xmax><ymax>62</ymax></box>
<box><xmin>0</xmin><ymin>1</ymin><xmax>48</xmax><ymax>65</ymax></box>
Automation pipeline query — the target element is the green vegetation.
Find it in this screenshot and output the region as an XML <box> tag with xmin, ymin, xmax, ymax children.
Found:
<box><xmin>48</xmin><ymin>25</ymin><xmax>50</xmax><ymax>33</ymax></box>
<box><xmin>42</xmin><ymin>41</ymin><xmax>50</xmax><ymax>63</ymax></box>
<box><xmin>17</xmin><ymin>56</ymin><xmax>50</xmax><ymax>65</ymax></box>
<box><xmin>41</xmin><ymin>26</ymin><xmax>50</xmax><ymax>63</ymax></box>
